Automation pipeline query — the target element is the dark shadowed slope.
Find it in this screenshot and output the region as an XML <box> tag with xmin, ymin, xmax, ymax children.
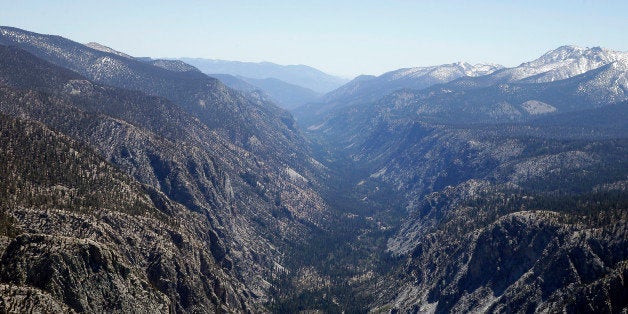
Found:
<box><xmin>0</xmin><ymin>43</ymin><xmax>333</xmax><ymax>312</ymax></box>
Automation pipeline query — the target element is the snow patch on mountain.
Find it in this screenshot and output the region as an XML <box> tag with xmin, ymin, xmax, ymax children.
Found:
<box><xmin>307</xmin><ymin>122</ymin><xmax>326</xmax><ymax>131</ymax></box>
<box><xmin>370</xmin><ymin>167</ymin><xmax>387</xmax><ymax>178</ymax></box>
<box><xmin>520</xmin><ymin>100</ymin><xmax>557</xmax><ymax>115</ymax></box>
<box><xmin>286</xmin><ymin>167</ymin><xmax>307</xmax><ymax>182</ymax></box>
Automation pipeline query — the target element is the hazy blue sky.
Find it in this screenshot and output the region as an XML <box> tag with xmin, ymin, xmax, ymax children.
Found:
<box><xmin>2</xmin><ymin>0</ymin><xmax>626</xmax><ymax>77</ymax></box>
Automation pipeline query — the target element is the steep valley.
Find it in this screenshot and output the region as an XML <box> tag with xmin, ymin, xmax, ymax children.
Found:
<box><xmin>0</xmin><ymin>26</ymin><xmax>626</xmax><ymax>313</ymax></box>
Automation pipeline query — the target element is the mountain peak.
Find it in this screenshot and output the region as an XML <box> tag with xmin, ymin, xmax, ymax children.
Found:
<box><xmin>85</xmin><ymin>42</ymin><xmax>133</xmax><ymax>59</ymax></box>
<box><xmin>386</xmin><ymin>62</ymin><xmax>503</xmax><ymax>82</ymax></box>
<box><xmin>527</xmin><ymin>45</ymin><xmax>625</xmax><ymax>67</ymax></box>
<box><xmin>496</xmin><ymin>45</ymin><xmax>628</xmax><ymax>83</ymax></box>
<box><xmin>532</xmin><ymin>45</ymin><xmax>586</xmax><ymax>65</ymax></box>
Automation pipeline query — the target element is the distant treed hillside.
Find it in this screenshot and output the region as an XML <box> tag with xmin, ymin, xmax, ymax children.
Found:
<box><xmin>236</xmin><ymin>76</ymin><xmax>321</xmax><ymax>110</ymax></box>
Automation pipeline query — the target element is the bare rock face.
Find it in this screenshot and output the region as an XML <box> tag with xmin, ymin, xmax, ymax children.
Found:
<box><xmin>377</xmin><ymin>147</ymin><xmax>628</xmax><ymax>312</ymax></box>
<box><xmin>0</xmin><ymin>112</ymin><xmax>256</xmax><ymax>312</ymax></box>
<box><xmin>0</xmin><ymin>234</ymin><xmax>170</xmax><ymax>313</ymax></box>
<box><xmin>0</xmin><ymin>284</ymin><xmax>75</xmax><ymax>314</ymax></box>
<box><xmin>383</xmin><ymin>188</ymin><xmax>628</xmax><ymax>313</ymax></box>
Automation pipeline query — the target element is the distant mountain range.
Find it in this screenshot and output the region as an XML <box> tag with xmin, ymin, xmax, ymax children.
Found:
<box><xmin>207</xmin><ymin>73</ymin><xmax>321</xmax><ymax>110</ymax></box>
<box><xmin>299</xmin><ymin>62</ymin><xmax>504</xmax><ymax>118</ymax></box>
<box><xmin>296</xmin><ymin>45</ymin><xmax>628</xmax><ymax>127</ymax></box>
<box><xmin>179</xmin><ymin>58</ymin><xmax>348</xmax><ymax>94</ymax></box>
<box><xmin>447</xmin><ymin>45</ymin><xmax>628</xmax><ymax>89</ymax></box>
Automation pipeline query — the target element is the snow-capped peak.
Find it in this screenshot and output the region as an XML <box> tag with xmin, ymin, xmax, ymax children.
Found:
<box><xmin>505</xmin><ymin>46</ymin><xmax>628</xmax><ymax>83</ymax></box>
<box><xmin>525</xmin><ymin>45</ymin><xmax>625</xmax><ymax>67</ymax></box>
<box><xmin>531</xmin><ymin>45</ymin><xmax>587</xmax><ymax>64</ymax></box>
<box><xmin>386</xmin><ymin>62</ymin><xmax>503</xmax><ymax>81</ymax></box>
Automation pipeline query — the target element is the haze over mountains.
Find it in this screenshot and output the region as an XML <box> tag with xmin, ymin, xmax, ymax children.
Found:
<box><xmin>0</xmin><ymin>25</ymin><xmax>626</xmax><ymax>313</ymax></box>
<box><xmin>86</xmin><ymin>43</ymin><xmax>341</xmax><ymax>110</ymax></box>
<box><xmin>179</xmin><ymin>58</ymin><xmax>348</xmax><ymax>93</ymax></box>
<box><xmin>207</xmin><ymin>73</ymin><xmax>322</xmax><ymax>111</ymax></box>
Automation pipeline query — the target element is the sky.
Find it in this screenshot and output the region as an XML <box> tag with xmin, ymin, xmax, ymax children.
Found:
<box><xmin>1</xmin><ymin>0</ymin><xmax>626</xmax><ymax>77</ymax></box>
